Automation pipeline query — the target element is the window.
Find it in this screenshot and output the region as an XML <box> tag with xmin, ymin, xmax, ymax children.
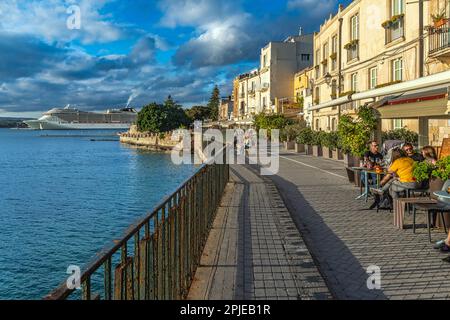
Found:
<box><xmin>392</xmin><ymin>0</ymin><xmax>404</xmax><ymax>16</ymax></box>
<box><xmin>315</xmin><ymin>49</ymin><xmax>321</xmax><ymax>66</ymax></box>
<box><xmin>347</xmin><ymin>14</ymin><xmax>359</xmax><ymax>62</ymax></box>
<box><xmin>387</xmin><ymin>0</ymin><xmax>404</xmax><ymax>43</ymax></box>
<box><xmin>322</xmin><ymin>43</ymin><xmax>329</xmax><ymax>75</ymax></box>
<box><xmin>316</xmin><ymin>119</ymin><xmax>320</xmax><ymax>131</ymax></box>
<box><xmin>351</xmin><ymin>73</ymin><xmax>358</xmax><ymax>92</ymax></box>
<box><xmin>301</xmin><ymin>54</ymin><xmax>310</xmax><ymax>61</ymax></box>
<box><xmin>315</xmin><ymin>87</ymin><xmax>320</xmax><ymax>103</ymax></box>
<box><xmin>262</xmin><ymin>97</ymin><xmax>267</xmax><ymax>108</ymax></box>
<box><xmin>263</xmin><ymin>54</ymin><xmax>267</xmax><ymax>68</ymax></box>
<box><xmin>369</xmin><ymin>67</ymin><xmax>378</xmax><ymax>89</ymax></box>
<box><xmin>331</xmin><ymin>35</ymin><xmax>338</xmax><ymax>71</ymax></box>
<box><xmin>331</xmin><ymin>118</ymin><xmax>337</xmax><ymax>131</ymax></box>
<box><xmin>394</xmin><ymin>119</ymin><xmax>403</xmax><ymax>129</ymax></box>
<box><xmin>332</xmin><ymin>35</ymin><xmax>338</xmax><ymax>54</ymax></box>
<box><xmin>350</xmin><ymin>14</ymin><xmax>359</xmax><ymax>41</ymax></box>
<box><xmin>392</xmin><ymin>58</ymin><xmax>403</xmax><ymax>81</ymax></box>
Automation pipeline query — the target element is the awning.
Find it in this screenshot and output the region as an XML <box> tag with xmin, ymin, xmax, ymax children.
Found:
<box><xmin>311</xmin><ymin>70</ymin><xmax>450</xmax><ymax>111</ymax></box>
<box><xmin>373</xmin><ymin>85</ymin><xmax>449</xmax><ymax>119</ymax></box>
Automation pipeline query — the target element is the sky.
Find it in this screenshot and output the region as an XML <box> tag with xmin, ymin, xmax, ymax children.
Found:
<box><xmin>0</xmin><ymin>0</ymin><xmax>352</xmax><ymax>118</ymax></box>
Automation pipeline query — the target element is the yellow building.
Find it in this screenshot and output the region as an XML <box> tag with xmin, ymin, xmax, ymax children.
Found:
<box><xmin>293</xmin><ymin>67</ymin><xmax>314</xmax><ymax>126</ymax></box>
<box><xmin>310</xmin><ymin>0</ymin><xmax>450</xmax><ymax>147</ymax></box>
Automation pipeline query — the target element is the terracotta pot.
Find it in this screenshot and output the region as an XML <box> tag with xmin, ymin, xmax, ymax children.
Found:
<box><xmin>332</xmin><ymin>149</ymin><xmax>344</xmax><ymax>160</ymax></box>
<box><xmin>285</xmin><ymin>141</ymin><xmax>295</xmax><ymax>150</ymax></box>
<box><xmin>344</xmin><ymin>154</ymin><xmax>361</xmax><ymax>167</ymax></box>
<box><xmin>312</xmin><ymin>145</ymin><xmax>323</xmax><ymax>157</ymax></box>
<box><xmin>322</xmin><ymin>147</ymin><xmax>332</xmax><ymax>159</ymax></box>
<box><xmin>430</xmin><ymin>178</ymin><xmax>445</xmax><ymax>199</ymax></box>
<box><xmin>295</xmin><ymin>143</ymin><xmax>305</xmax><ymax>153</ymax></box>
<box><xmin>434</xmin><ymin>18</ymin><xmax>448</xmax><ymax>28</ymax></box>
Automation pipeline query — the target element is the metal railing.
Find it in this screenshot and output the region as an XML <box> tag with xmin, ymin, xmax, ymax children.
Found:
<box><xmin>429</xmin><ymin>22</ymin><xmax>450</xmax><ymax>55</ymax></box>
<box><xmin>44</xmin><ymin>148</ymin><xmax>230</xmax><ymax>300</ymax></box>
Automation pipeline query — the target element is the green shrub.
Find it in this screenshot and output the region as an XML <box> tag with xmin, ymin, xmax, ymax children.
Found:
<box><xmin>320</xmin><ymin>131</ymin><xmax>340</xmax><ymax>149</ymax></box>
<box><xmin>382</xmin><ymin>128</ymin><xmax>418</xmax><ymax>145</ymax></box>
<box><xmin>432</xmin><ymin>156</ymin><xmax>450</xmax><ymax>181</ymax></box>
<box><xmin>254</xmin><ymin>114</ymin><xmax>293</xmax><ymax>139</ymax></box>
<box><xmin>337</xmin><ymin>105</ymin><xmax>378</xmax><ymax>157</ymax></box>
<box><xmin>413</xmin><ymin>161</ymin><xmax>436</xmax><ymax>183</ymax></box>
<box><xmin>280</xmin><ymin>121</ymin><xmax>307</xmax><ymax>142</ymax></box>
<box><xmin>296</xmin><ymin>127</ymin><xmax>314</xmax><ymax>145</ymax></box>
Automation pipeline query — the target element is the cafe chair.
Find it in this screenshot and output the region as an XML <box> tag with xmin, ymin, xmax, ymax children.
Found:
<box><xmin>413</xmin><ymin>203</ymin><xmax>450</xmax><ymax>243</ymax></box>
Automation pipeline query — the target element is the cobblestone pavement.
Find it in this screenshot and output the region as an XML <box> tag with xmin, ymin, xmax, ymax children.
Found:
<box><xmin>269</xmin><ymin>151</ymin><xmax>450</xmax><ymax>300</ymax></box>
<box><xmin>188</xmin><ymin>164</ymin><xmax>331</xmax><ymax>300</ymax></box>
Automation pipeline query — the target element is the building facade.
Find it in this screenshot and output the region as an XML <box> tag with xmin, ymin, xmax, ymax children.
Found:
<box><xmin>235</xmin><ymin>33</ymin><xmax>314</xmax><ymax>124</ymax></box>
<box><xmin>294</xmin><ymin>67</ymin><xmax>314</xmax><ymax>126</ymax></box>
<box><xmin>310</xmin><ymin>0</ymin><xmax>450</xmax><ymax>146</ymax></box>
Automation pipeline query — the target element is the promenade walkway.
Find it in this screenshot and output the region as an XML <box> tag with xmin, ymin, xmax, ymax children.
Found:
<box><xmin>270</xmin><ymin>151</ymin><xmax>450</xmax><ymax>300</ymax></box>
<box><xmin>188</xmin><ymin>164</ymin><xmax>331</xmax><ymax>300</ymax></box>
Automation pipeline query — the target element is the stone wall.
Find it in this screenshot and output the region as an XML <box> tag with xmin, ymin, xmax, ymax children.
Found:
<box><xmin>119</xmin><ymin>125</ymin><xmax>183</xmax><ymax>151</ymax></box>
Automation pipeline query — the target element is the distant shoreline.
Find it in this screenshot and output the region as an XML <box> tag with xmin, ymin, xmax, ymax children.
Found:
<box><xmin>0</xmin><ymin>118</ymin><xmax>33</xmax><ymax>128</ymax></box>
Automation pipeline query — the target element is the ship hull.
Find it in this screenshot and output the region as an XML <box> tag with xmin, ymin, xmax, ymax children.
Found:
<box><xmin>24</xmin><ymin>120</ymin><xmax>132</xmax><ymax>130</ymax></box>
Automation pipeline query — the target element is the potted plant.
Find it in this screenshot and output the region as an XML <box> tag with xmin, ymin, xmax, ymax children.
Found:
<box><xmin>330</xmin><ymin>131</ymin><xmax>344</xmax><ymax>160</ymax></box>
<box><xmin>413</xmin><ymin>161</ymin><xmax>436</xmax><ymax>186</ymax></box>
<box><xmin>432</xmin><ymin>11</ymin><xmax>448</xmax><ymax>28</ymax></box>
<box><xmin>282</xmin><ymin>123</ymin><xmax>305</xmax><ymax>150</ymax></box>
<box><xmin>430</xmin><ymin>156</ymin><xmax>450</xmax><ymax>193</ymax></box>
<box><xmin>320</xmin><ymin>132</ymin><xmax>334</xmax><ymax>159</ymax></box>
<box><xmin>296</xmin><ymin>127</ymin><xmax>314</xmax><ymax>155</ymax></box>
<box><xmin>311</xmin><ymin>130</ymin><xmax>323</xmax><ymax>157</ymax></box>
<box><xmin>338</xmin><ymin>106</ymin><xmax>378</xmax><ymax>183</ymax></box>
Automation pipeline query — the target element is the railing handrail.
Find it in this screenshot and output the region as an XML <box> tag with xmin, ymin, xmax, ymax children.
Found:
<box><xmin>44</xmin><ymin>145</ymin><xmax>229</xmax><ymax>300</ymax></box>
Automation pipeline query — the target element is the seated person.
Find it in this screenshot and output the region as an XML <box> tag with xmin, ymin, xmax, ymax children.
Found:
<box><xmin>431</xmin><ymin>180</ymin><xmax>450</xmax><ymax>255</ymax></box>
<box><xmin>422</xmin><ymin>146</ymin><xmax>438</xmax><ymax>165</ymax></box>
<box><xmin>377</xmin><ymin>148</ymin><xmax>419</xmax><ymax>200</ymax></box>
<box><xmin>362</xmin><ymin>141</ymin><xmax>384</xmax><ymax>185</ymax></box>
<box><xmin>403</xmin><ymin>143</ymin><xmax>425</xmax><ymax>162</ymax></box>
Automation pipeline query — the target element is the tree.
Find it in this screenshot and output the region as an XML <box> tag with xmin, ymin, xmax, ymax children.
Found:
<box><xmin>337</xmin><ymin>105</ymin><xmax>378</xmax><ymax>157</ymax></box>
<box><xmin>207</xmin><ymin>85</ymin><xmax>220</xmax><ymax>121</ymax></box>
<box><xmin>185</xmin><ymin>105</ymin><xmax>211</xmax><ymax>123</ymax></box>
<box><xmin>137</xmin><ymin>97</ymin><xmax>190</xmax><ymax>133</ymax></box>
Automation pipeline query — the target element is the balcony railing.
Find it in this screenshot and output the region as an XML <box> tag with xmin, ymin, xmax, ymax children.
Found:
<box><xmin>429</xmin><ymin>20</ymin><xmax>450</xmax><ymax>56</ymax></box>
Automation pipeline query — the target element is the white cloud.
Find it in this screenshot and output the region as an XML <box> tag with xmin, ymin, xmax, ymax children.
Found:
<box><xmin>0</xmin><ymin>0</ymin><xmax>123</xmax><ymax>44</ymax></box>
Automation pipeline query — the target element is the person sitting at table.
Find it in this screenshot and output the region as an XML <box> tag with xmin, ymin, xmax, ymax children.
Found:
<box><xmin>430</xmin><ymin>180</ymin><xmax>450</xmax><ymax>256</ymax></box>
<box><xmin>362</xmin><ymin>141</ymin><xmax>384</xmax><ymax>186</ymax></box>
<box><xmin>402</xmin><ymin>143</ymin><xmax>425</xmax><ymax>162</ymax></box>
<box><xmin>376</xmin><ymin>148</ymin><xmax>419</xmax><ymax>200</ymax></box>
<box><xmin>422</xmin><ymin>146</ymin><xmax>438</xmax><ymax>165</ymax></box>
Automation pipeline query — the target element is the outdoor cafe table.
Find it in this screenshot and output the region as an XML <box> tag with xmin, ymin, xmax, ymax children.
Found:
<box><xmin>352</xmin><ymin>167</ymin><xmax>387</xmax><ymax>202</ymax></box>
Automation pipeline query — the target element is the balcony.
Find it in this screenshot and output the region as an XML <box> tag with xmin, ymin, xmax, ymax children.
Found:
<box><xmin>428</xmin><ymin>20</ymin><xmax>450</xmax><ymax>58</ymax></box>
<box><xmin>260</xmin><ymin>83</ymin><xmax>270</xmax><ymax>92</ymax></box>
<box><xmin>344</xmin><ymin>40</ymin><xmax>359</xmax><ymax>62</ymax></box>
<box><xmin>239</xmin><ymin>93</ymin><xmax>245</xmax><ymax>99</ymax></box>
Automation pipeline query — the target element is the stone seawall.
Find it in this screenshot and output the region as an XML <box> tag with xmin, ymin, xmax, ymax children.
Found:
<box><xmin>119</xmin><ymin>126</ymin><xmax>182</xmax><ymax>151</ymax></box>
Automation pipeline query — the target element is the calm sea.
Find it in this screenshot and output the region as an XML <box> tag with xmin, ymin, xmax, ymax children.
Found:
<box><xmin>0</xmin><ymin>129</ymin><xmax>197</xmax><ymax>300</ymax></box>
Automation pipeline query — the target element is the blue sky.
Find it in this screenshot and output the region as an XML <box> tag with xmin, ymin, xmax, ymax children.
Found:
<box><xmin>0</xmin><ymin>0</ymin><xmax>351</xmax><ymax>118</ymax></box>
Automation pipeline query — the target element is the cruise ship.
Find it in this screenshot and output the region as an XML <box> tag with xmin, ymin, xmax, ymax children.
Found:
<box><xmin>24</xmin><ymin>106</ymin><xmax>137</xmax><ymax>130</ymax></box>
